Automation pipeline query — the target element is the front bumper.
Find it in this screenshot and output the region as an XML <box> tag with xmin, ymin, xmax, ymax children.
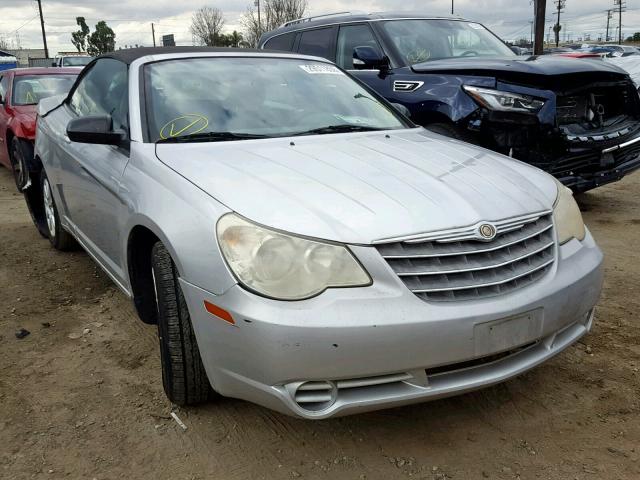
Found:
<box><xmin>180</xmin><ymin>231</ymin><xmax>603</xmax><ymax>419</ymax></box>
<box><xmin>474</xmin><ymin>115</ymin><xmax>640</xmax><ymax>192</ymax></box>
<box><xmin>554</xmin><ymin>134</ymin><xmax>640</xmax><ymax>192</ymax></box>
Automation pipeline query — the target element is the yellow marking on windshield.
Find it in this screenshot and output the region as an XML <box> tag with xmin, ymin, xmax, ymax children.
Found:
<box><xmin>25</xmin><ymin>91</ymin><xmax>36</xmax><ymax>103</ymax></box>
<box><xmin>160</xmin><ymin>114</ymin><xmax>209</xmax><ymax>140</ymax></box>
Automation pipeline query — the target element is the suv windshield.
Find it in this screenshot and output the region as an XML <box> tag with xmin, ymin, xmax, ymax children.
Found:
<box><xmin>382</xmin><ymin>19</ymin><xmax>515</xmax><ymax>64</ymax></box>
<box><xmin>63</xmin><ymin>56</ymin><xmax>92</xmax><ymax>66</ymax></box>
<box><xmin>12</xmin><ymin>74</ymin><xmax>78</xmax><ymax>106</ymax></box>
<box><xmin>144</xmin><ymin>57</ymin><xmax>406</xmax><ymax>142</ymax></box>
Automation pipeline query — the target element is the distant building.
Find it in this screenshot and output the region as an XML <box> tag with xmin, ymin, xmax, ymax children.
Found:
<box><xmin>0</xmin><ymin>49</ymin><xmax>18</xmax><ymax>71</ymax></box>
<box><xmin>6</xmin><ymin>48</ymin><xmax>47</xmax><ymax>67</ymax></box>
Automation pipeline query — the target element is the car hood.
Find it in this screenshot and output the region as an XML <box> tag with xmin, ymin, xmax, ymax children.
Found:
<box><xmin>155</xmin><ymin>129</ymin><xmax>558</xmax><ymax>244</ymax></box>
<box><xmin>412</xmin><ymin>55</ymin><xmax>629</xmax><ymax>79</ymax></box>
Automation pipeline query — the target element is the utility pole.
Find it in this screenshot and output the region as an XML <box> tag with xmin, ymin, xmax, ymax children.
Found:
<box><xmin>605</xmin><ymin>9</ymin><xmax>613</xmax><ymax>42</ymax></box>
<box><xmin>533</xmin><ymin>0</ymin><xmax>546</xmax><ymax>55</ymax></box>
<box><xmin>451</xmin><ymin>0</ymin><xmax>454</xmax><ymax>15</ymax></box>
<box><xmin>614</xmin><ymin>0</ymin><xmax>626</xmax><ymax>44</ymax></box>
<box><xmin>255</xmin><ymin>0</ymin><xmax>262</xmax><ymax>39</ymax></box>
<box><xmin>151</xmin><ymin>23</ymin><xmax>156</xmax><ymax>47</ymax></box>
<box><xmin>553</xmin><ymin>0</ymin><xmax>565</xmax><ymax>47</ymax></box>
<box><xmin>35</xmin><ymin>0</ymin><xmax>49</xmax><ymax>58</ymax></box>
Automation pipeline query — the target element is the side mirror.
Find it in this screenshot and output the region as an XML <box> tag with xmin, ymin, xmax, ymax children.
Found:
<box><xmin>52</xmin><ymin>61</ymin><xmax>57</xmax><ymax>67</ymax></box>
<box><xmin>390</xmin><ymin>102</ymin><xmax>411</xmax><ymax>118</ymax></box>
<box><xmin>67</xmin><ymin>115</ymin><xmax>125</xmax><ymax>145</ymax></box>
<box><xmin>353</xmin><ymin>46</ymin><xmax>390</xmax><ymax>71</ymax></box>
<box><xmin>509</xmin><ymin>46</ymin><xmax>520</xmax><ymax>55</ymax></box>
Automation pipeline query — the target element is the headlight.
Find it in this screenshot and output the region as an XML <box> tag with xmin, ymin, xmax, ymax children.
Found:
<box><xmin>463</xmin><ymin>86</ymin><xmax>546</xmax><ymax>113</ymax></box>
<box><xmin>553</xmin><ymin>180</ymin><xmax>585</xmax><ymax>244</ymax></box>
<box><xmin>216</xmin><ymin>213</ymin><xmax>371</xmax><ymax>300</ymax></box>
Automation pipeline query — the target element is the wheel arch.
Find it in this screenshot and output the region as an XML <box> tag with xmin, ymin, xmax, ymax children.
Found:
<box><xmin>126</xmin><ymin>218</ymin><xmax>185</xmax><ymax>325</ymax></box>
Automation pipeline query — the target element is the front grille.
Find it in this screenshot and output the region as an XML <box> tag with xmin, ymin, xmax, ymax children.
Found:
<box><xmin>557</xmin><ymin>85</ymin><xmax>631</xmax><ymax>127</ymax></box>
<box><xmin>376</xmin><ymin>212</ymin><xmax>555</xmax><ymax>302</ymax></box>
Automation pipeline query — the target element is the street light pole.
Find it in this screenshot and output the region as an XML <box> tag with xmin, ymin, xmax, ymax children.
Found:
<box><xmin>451</xmin><ymin>1</ymin><xmax>454</xmax><ymax>15</ymax></box>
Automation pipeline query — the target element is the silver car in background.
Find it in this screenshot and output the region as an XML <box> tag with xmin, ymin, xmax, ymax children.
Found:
<box><xmin>31</xmin><ymin>48</ymin><xmax>603</xmax><ymax>419</ymax></box>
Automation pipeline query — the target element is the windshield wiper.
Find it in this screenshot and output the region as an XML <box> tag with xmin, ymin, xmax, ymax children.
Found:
<box><xmin>156</xmin><ymin>131</ymin><xmax>270</xmax><ymax>143</ymax></box>
<box><xmin>291</xmin><ymin>124</ymin><xmax>384</xmax><ymax>136</ymax></box>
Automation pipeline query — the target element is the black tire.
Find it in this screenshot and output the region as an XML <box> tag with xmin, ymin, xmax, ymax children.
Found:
<box><xmin>40</xmin><ymin>170</ymin><xmax>77</xmax><ymax>250</ymax></box>
<box><xmin>10</xmin><ymin>137</ymin><xmax>33</xmax><ymax>192</ymax></box>
<box><xmin>151</xmin><ymin>241</ymin><xmax>211</xmax><ymax>406</ymax></box>
<box><xmin>19</xmin><ymin>154</ymin><xmax>48</xmax><ymax>239</ymax></box>
<box><xmin>426</xmin><ymin>122</ymin><xmax>478</xmax><ymax>144</ymax></box>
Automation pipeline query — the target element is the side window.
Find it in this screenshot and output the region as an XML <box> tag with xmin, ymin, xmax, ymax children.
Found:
<box><xmin>336</xmin><ymin>24</ymin><xmax>382</xmax><ymax>69</ymax></box>
<box><xmin>264</xmin><ymin>32</ymin><xmax>295</xmax><ymax>52</ymax></box>
<box><xmin>297</xmin><ymin>28</ymin><xmax>334</xmax><ymax>60</ymax></box>
<box><xmin>69</xmin><ymin>58</ymin><xmax>129</xmax><ymax>132</ymax></box>
<box><xmin>0</xmin><ymin>76</ymin><xmax>8</xmax><ymax>103</ymax></box>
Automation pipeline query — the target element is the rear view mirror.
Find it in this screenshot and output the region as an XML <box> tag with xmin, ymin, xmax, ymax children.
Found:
<box><xmin>353</xmin><ymin>46</ymin><xmax>390</xmax><ymax>71</ymax></box>
<box><xmin>67</xmin><ymin>114</ymin><xmax>125</xmax><ymax>145</ymax></box>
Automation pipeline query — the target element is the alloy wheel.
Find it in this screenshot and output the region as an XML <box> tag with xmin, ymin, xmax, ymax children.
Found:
<box><xmin>42</xmin><ymin>178</ymin><xmax>56</xmax><ymax>237</ymax></box>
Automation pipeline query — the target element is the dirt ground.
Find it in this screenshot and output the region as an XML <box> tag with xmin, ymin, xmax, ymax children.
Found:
<box><xmin>0</xmin><ymin>166</ymin><xmax>639</xmax><ymax>480</ymax></box>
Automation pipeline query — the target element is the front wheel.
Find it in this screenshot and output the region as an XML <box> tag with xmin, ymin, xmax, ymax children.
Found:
<box><xmin>151</xmin><ymin>241</ymin><xmax>211</xmax><ymax>406</ymax></box>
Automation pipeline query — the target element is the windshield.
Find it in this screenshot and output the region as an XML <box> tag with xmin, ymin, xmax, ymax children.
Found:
<box><xmin>382</xmin><ymin>19</ymin><xmax>515</xmax><ymax>64</ymax></box>
<box><xmin>144</xmin><ymin>57</ymin><xmax>406</xmax><ymax>142</ymax></box>
<box><xmin>12</xmin><ymin>74</ymin><xmax>78</xmax><ymax>106</ymax></box>
<box><xmin>63</xmin><ymin>56</ymin><xmax>92</xmax><ymax>66</ymax></box>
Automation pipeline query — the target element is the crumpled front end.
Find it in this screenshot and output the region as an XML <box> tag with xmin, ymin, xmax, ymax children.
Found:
<box><xmin>468</xmin><ymin>76</ymin><xmax>640</xmax><ymax>192</ymax></box>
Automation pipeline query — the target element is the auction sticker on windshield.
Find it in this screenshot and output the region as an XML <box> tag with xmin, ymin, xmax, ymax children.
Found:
<box><xmin>299</xmin><ymin>64</ymin><xmax>344</xmax><ymax>75</ymax></box>
<box><xmin>160</xmin><ymin>114</ymin><xmax>209</xmax><ymax>140</ymax></box>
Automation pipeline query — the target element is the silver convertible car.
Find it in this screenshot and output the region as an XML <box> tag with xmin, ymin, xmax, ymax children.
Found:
<box><xmin>30</xmin><ymin>48</ymin><xmax>603</xmax><ymax>419</ymax></box>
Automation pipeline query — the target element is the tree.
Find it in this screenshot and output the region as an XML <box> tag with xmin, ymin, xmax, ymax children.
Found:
<box><xmin>190</xmin><ymin>7</ymin><xmax>225</xmax><ymax>46</ymax></box>
<box><xmin>71</xmin><ymin>17</ymin><xmax>90</xmax><ymax>53</ymax></box>
<box><xmin>241</xmin><ymin>0</ymin><xmax>308</xmax><ymax>47</ymax></box>
<box><xmin>0</xmin><ymin>37</ymin><xmax>10</xmax><ymax>51</ymax></box>
<box><xmin>229</xmin><ymin>30</ymin><xmax>244</xmax><ymax>48</ymax></box>
<box><xmin>86</xmin><ymin>21</ymin><xmax>116</xmax><ymax>55</ymax></box>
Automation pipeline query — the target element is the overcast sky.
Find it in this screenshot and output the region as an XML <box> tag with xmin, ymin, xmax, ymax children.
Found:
<box><xmin>1</xmin><ymin>0</ymin><xmax>638</xmax><ymax>54</ymax></box>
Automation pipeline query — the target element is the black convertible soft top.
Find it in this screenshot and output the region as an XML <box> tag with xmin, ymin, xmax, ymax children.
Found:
<box><xmin>97</xmin><ymin>46</ymin><xmax>274</xmax><ymax>65</ymax></box>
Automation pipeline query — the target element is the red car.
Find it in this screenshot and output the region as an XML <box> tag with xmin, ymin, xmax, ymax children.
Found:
<box><xmin>553</xmin><ymin>52</ymin><xmax>604</xmax><ymax>59</ymax></box>
<box><xmin>0</xmin><ymin>67</ymin><xmax>79</xmax><ymax>190</ymax></box>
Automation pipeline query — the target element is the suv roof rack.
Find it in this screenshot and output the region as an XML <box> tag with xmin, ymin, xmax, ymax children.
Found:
<box><xmin>281</xmin><ymin>11</ymin><xmax>367</xmax><ymax>28</ymax></box>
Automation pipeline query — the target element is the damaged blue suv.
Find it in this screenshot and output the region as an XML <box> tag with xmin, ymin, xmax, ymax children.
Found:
<box><xmin>260</xmin><ymin>12</ymin><xmax>640</xmax><ymax>192</ymax></box>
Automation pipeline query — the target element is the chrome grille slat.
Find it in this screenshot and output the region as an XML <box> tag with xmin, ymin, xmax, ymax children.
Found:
<box><xmin>378</xmin><ymin>222</ymin><xmax>553</xmax><ymax>259</ymax></box>
<box><xmin>410</xmin><ymin>258</ymin><xmax>555</xmax><ymax>293</ymax></box>
<box><xmin>376</xmin><ymin>213</ymin><xmax>556</xmax><ymax>302</ymax></box>
<box><xmin>395</xmin><ymin>240</ymin><xmax>555</xmax><ymax>276</ymax></box>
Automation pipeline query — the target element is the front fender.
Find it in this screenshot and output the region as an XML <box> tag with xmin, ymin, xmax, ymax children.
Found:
<box><xmin>391</xmin><ymin>74</ymin><xmax>495</xmax><ymax>124</ymax></box>
<box><xmin>121</xmin><ymin>143</ymin><xmax>237</xmax><ymax>296</ymax></box>
<box><xmin>8</xmin><ymin>116</ymin><xmax>36</xmax><ymax>141</ymax></box>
